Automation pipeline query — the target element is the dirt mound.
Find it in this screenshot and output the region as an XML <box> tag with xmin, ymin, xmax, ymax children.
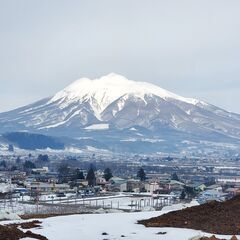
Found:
<box><xmin>20</xmin><ymin>212</ymin><xmax>91</xmax><ymax>220</ymax></box>
<box><xmin>20</xmin><ymin>213</ymin><xmax>65</xmax><ymax>219</ymax></box>
<box><xmin>12</xmin><ymin>220</ymin><xmax>42</xmax><ymax>229</ymax></box>
<box><xmin>199</xmin><ymin>235</ymin><xmax>238</xmax><ymax>240</ymax></box>
<box><xmin>0</xmin><ymin>221</ymin><xmax>48</xmax><ymax>240</ymax></box>
<box><xmin>138</xmin><ymin>195</ymin><xmax>240</xmax><ymax>235</ymax></box>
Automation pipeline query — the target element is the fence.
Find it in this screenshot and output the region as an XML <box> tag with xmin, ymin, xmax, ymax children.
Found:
<box><xmin>0</xmin><ymin>195</ymin><xmax>178</xmax><ymax>215</ymax></box>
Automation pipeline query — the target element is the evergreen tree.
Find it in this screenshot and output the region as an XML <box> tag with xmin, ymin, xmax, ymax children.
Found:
<box><xmin>58</xmin><ymin>164</ymin><xmax>70</xmax><ymax>183</ymax></box>
<box><xmin>86</xmin><ymin>167</ymin><xmax>96</xmax><ymax>186</ymax></box>
<box><xmin>0</xmin><ymin>161</ymin><xmax>6</xmax><ymax>168</ymax></box>
<box><xmin>180</xmin><ymin>190</ymin><xmax>186</xmax><ymax>200</ymax></box>
<box><xmin>37</xmin><ymin>154</ymin><xmax>49</xmax><ymax>162</ymax></box>
<box><xmin>171</xmin><ymin>172</ymin><xmax>180</xmax><ymax>181</ymax></box>
<box><xmin>184</xmin><ymin>185</ymin><xmax>197</xmax><ymax>198</ymax></box>
<box><xmin>72</xmin><ymin>168</ymin><xmax>85</xmax><ymax>180</ymax></box>
<box><xmin>11</xmin><ymin>165</ymin><xmax>17</xmax><ymax>171</ymax></box>
<box><xmin>8</xmin><ymin>144</ymin><xmax>14</xmax><ymax>152</ymax></box>
<box><xmin>137</xmin><ymin>168</ymin><xmax>146</xmax><ymax>181</ymax></box>
<box><xmin>89</xmin><ymin>163</ymin><xmax>97</xmax><ymax>171</ymax></box>
<box><xmin>78</xmin><ymin>171</ymin><xmax>85</xmax><ymax>180</ymax></box>
<box><xmin>103</xmin><ymin>168</ymin><xmax>113</xmax><ymax>181</ymax></box>
<box><xmin>23</xmin><ymin>160</ymin><xmax>36</xmax><ymax>170</ymax></box>
<box><xmin>16</xmin><ymin>156</ymin><xmax>21</xmax><ymax>164</ymax></box>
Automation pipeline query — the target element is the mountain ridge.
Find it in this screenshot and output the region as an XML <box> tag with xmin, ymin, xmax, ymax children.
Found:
<box><xmin>47</xmin><ymin>73</ymin><xmax>204</xmax><ymax>121</ymax></box>
<box><xmin>0</xmin><ymin>73</ymin><xmax>240</xmax><ymax>154</ymax></box>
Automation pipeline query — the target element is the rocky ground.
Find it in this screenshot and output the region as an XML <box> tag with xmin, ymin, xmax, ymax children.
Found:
<box><xmin>138</xmin><ymin>195</ymin><xmax>240</xmax><ymax>235</ymax></box>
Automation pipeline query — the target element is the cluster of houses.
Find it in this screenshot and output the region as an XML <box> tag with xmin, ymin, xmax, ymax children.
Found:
<box><xmin>0</xmin><ymin>164</ymin><xmax>239</xmax><ymax>206</ymax></box>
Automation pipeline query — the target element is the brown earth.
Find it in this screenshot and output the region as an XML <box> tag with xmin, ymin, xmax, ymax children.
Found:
<box><xmin>200</xmin><ymin>235</ymin><xmax>238</xmax><ymax>240</ymax></box>
<box><xmin>20</xmin><ymin>213</ymin><xmax>71</xmax><ymax>220</ymax></box>
<box><xmin>138</xmin><ymin>195</ymin><xmax>240</xmax><ymax>235</ymax></box>
<box><xmin>0</xmin><ymin>221</ymin><xmax>48</xmax><ymax>240</ymax></box>
<box><xmin>20</xmin><ymin>212</ymin><xmax>91</xmax><ymax>220</ymax></box>
<box><xmin>11</xmin><ymin>220</ymin><xmax>42</xmax><ymax>229</ymax></box>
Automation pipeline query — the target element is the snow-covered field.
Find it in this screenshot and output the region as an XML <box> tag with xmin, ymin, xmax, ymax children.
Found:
<box><xmin>15</xmin><ymin>210</ymin><xmax>239</xmax><ymax>240</ymax></box>
<box><xmin>4</xmin><ymin>201</ymin><xmax>239</xmax><ymax>240</ymax></box>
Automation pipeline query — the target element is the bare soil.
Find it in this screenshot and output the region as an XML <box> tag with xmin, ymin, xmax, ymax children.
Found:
<box><xmin>20</xmin><ymin>211</ymin><xmax>91</xmax><ymax>220</ymax></box>
<box><xmin>11</xmin><ymin>220</ymin><xmax>42</xmax><ymax>229</ymax></box>
<box><xmin>138</xmin><ymin>195</ymin><xmax>240</xmax><ymax>235</ymax></box>
<box><xmin>200</xmin><ymin>235</ymin><xmax>238</xmax><ymax>240</ymax></box>
<box><xmin>0</xmin><ymin>220</ymin><xmax>48</xmax><ymax>240</ymax></box>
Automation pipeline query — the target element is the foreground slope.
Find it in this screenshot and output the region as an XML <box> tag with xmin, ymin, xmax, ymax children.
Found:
<box><xmin>139</xmin><ymin>195</ymin><xmax>240</xmax><ymax>235</ymax></box>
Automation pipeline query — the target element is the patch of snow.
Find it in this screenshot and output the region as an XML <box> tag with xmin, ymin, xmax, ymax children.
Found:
<box><xmin>112</xmin><ymin>109</ymin><xmax>117</xmax><ymax>116</ymax></box>
<box><xmin>0</xmin><ymin>210</ymin><xmax>21</xmax><ymax>221</ymax></box>
<box><xmin>120</xmin><ymin>138</ymin><xmax>138</xmax><ymax>142</ymax></box>
<box><xmin>0</xmin><ymin>183</ymin><xmax>15</xmax><ymax>193</ymax></box>
<box><xmin>162</xmin><ymin>199</ymin><xmax>199</xmax><ymax>212</ymax></box>
<box><xmin>186</xmin><ymin>110</ymin><xmax>191</xmax><ymax>115</ymax></box>
<box><xmin>141</xmin><ymin>206</ymin><xmax>156</xmax><ymax>212</ymax></box>
<box><xmin>75</xmin><ymin>137</ymin><xmax>93</xmax><ymax>140</ymax></box>
<box><xmin>85</xmin><ymin>123</ymin><xmax>109</xmax><ymax>130</ymax></box>
<box><xmin>86</xmin><ymin>146</ymin><xmax>110</xmax><ymax>153</ymax></box>
<box><xmin>121</xmin><ymin>138</ymin><xmax>165</xmax><ymax>143</ymax></box>
<box><xmin>64</xmin><ymin>147</ymin><xmax>83</xmax><ymax>154</ymax></box>
<box><xmin>94</xmin><ymin>208</ymin><xmax>124</xmax><ymax>214</ymax></box>
<box><xmin>38</xmin><ymin>120</ymin><xmax>67</xmax><ymax>129</ymax></box>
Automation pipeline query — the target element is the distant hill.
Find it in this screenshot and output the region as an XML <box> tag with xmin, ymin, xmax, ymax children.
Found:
<box><xmin>2</xmin><ymin>132</ymin><xmax>64</xmax><ymax>150</ymax></box>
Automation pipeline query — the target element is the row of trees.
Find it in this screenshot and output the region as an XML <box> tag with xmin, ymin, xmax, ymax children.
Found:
<box><xmin>84</xmin><ymin>166</ymin><xmax>114</xmax><ymax>186</ymax></box>
<box><xmin>58</xmin><ymin>164</ymin><xmax>113</xmax><ymax>186</ymax></box>
<box><xmin>0</xmin><ymin>154</ymin><xmax>49</xmax><ymax>172</ymax></box>
<box><xmin>0</xmin><ymin>159</ymin><xmax>35</xmax><ymax>172</ymax></box>
<box><xmin>86</xmin><ymin>166</ymin><xmax>148</xmax><ymax>185</ymax></box>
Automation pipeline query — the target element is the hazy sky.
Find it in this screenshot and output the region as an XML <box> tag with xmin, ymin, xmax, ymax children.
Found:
<box><xmin>0</xmin><ymin>0</ymin><xmax>240</xmax><ymax>113</ymax></box>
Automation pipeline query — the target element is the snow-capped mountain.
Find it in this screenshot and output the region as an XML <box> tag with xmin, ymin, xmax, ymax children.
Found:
<box><xmin>1</xmin><ymin>73</ymin><xmax>240</xmax><ymax>154</ymax></box>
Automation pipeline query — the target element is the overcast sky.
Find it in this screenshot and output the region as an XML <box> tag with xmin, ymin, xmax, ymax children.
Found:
<box><xmin>0</xmin><ymin>0</ymin><xmax>240</xmax><ymax>113</ymax></box>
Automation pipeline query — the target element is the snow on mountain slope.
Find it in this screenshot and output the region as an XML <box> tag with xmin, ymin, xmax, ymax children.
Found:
<box><xmin>0</xmin><ymin>73</ymin><xmax>207</xmax><ymax>131</ymax></box>
<box><xmin>49</xmin><ymin>73</ymin><xmax>201</xmax><ymax>117</ymax></box>
<box><xmin>85</xmin><ymin>123</ymin><xmax>109</xmax><ymax>130</ymax></box>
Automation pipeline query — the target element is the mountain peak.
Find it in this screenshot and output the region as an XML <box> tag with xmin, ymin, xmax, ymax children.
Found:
<box><xmin>50</xmin><ymin>73</ymin><xmax>200</xmax><ymax>111</ymax></box>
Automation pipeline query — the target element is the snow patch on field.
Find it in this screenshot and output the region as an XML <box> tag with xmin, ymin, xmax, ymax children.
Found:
<box><xmin>0</xmin><ymin>211</ymin><xmax>21</xmax><ymax>221</ymax></box>
<box><xmin>162</xmin><ymin>199</ymin><xmax>199</xmax><ymax>212</ymax></box>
